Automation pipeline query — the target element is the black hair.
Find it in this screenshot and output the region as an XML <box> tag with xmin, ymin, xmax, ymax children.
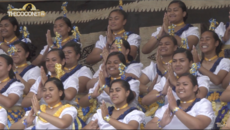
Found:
<box><xmin>110</xmin><ymin>79</ymin><xmax>134</xmax><ymax>104</ymax></box>
<box><xmin>54</xmin><ymin>16</ymin><xmax>72</xmax><ymax>36</ymax></box>
<box><xmin>168</xmin><ymin>0</ymin><xmax>188</xmax><ymax>22</ymax></box>
<box><xmin>173</xmin><ymin>48</ymin><xmax>193</xmax><ymax>62</ymax></box>
<box><xmin>0</xmin><ymin>54</ymin><xmax>15</xmax><ymax>79</ymax></box>
<box><xmin>159</xmin><ymin>35</ymin><xmax>178</xmax><ymax>46</ymax></box>
<box><xmin>105</xmin><ymin>52</ymin><xmax>126</xmax><ymax>66</ymax></box>
<box><xmin>0</xmin><ymin>15</ymin><xmax>20</xmax><ymax>37</ymax></box>
<box><xmin>202</xmin><ymin>30</ymin><xmax>223</xmax><ymax>55</ymax></box>
<box><xmin>110</xmin><ymin>38</ymin><xmax>133</xmax><ymax>61</ymax></box>
<box><xmin>179</xmin><ymin>73</ymin><xmax>199</xmax><ymax>95</ymax></box>
<box><xmin>13</xmin><ymin>41</ymin><xmax>37</xmax><ymax>61</ymax></box>
<box><xmin>48</xmin><ymin>49</ymin><xmax>65</xmax><ymax>60</ymax></box>
<box><xmin>108</xmin><ymin>9</ymin><xmax>127</xmax><ymax>20</ymax></box>
<box><xmin>44</xmin><ymin>77</ymin><xmax>65</xmax><ymax>100</ymax></box>
<box><xmin>62</xmin><ymin>41</ymin><xmax>81</xmax><ymax>59</ymax></box>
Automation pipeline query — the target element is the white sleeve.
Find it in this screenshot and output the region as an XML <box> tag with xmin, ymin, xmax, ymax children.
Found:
<box><xmin>91</xmin><ymin>109</ymin><xmax>101</xmax><ymax>121</ymax></box>
<box><xmin>153</xmin><ymin>77</ymin><xmax>166</xmax><ymax>92</ymax></box>
<box><xmin>0</xmin><ymin>108</ymin><xmax>7</xmax><ymax>126</ymax></box>
<box><xmin>125</xmin><ymin>110</ymin><xmax>145</xmax><ymax>125</ymax></box>
<box><xmin>61</xmin><ymin>106</ymin><xmax>77</xmax><ymax>121</ymax></box>
<box><xmin>219</xmin><ymin>58</ymin><xmax>230</xmax><ymax>72</ymax></box>
<box><xmin>30</xmin><ymin>76</ymin><xmax>41</xmax><ymax>94</ymax></box>
<box><xmin>215</xmin><ymin>22</ymin><xmax>226</xmax><ymax>38</ymax></box>
<box><xmin>154</xmin><ymin>104</ymin><xmax>169</xmax><ymax>119</ymax></box>
<box><xmin>21</xmin><ymin>38</ymin><xmax>32</xmax><ymax>43</ymax></box>
<box><xmin>184</xmin><ymin>27</ymin><xmax>200</xmax><ymax>39</ymax></box>
<box><xmin>64</xmin><ymin>75</ymin><xmax>79</xmax><ymax>92</ymax></box>
<box><xmin>78</xmin><ymin>66</ymin><xmax>93</xmax><ymax>79</ymax></box>
<box><xmin>93</xmin><ymin>64</ymin><xmax>103</xmax><ymax>78</ymax></box>
<box><xmin>89</xmin><ymin>81</ymin><xmax>99</xmax><ymax>94</ymax></box>
<box><xmin>27</xmin><ymin>66</ymin><xmax>41</xmax><ymax>80</ymax></box>
<box><xmin>95</xmin><ymin>35</ymin><xmax>106</xmax><ymax>50</ymax></box>
<box><xmin>7</xmin><ymin>81</ymin><xmax>25</xmax><ymax>97</ymax></box>
<box><xmin>195</xmin><ymin>99</ymin><xmax>214</xmax><ymax>120</ymax></box>
<box><xmin>197</xmin><ymin>76</ymin><xmax>210</xmax><ymax>91</ymax></box>
<box><xmin>39</xmin><ymin>45</ymin><xmax>48</xmax><ymax>55</ymax></box>
<box><xmin>129</xmin><ymin>79</ymin><xmax>140</xmax><ymax>99</ymax></box>
<box><xmin>151</xmin><ymin>27</ymin><xmax>161</xmax><ymax>37</ymax></box>
<box><xmin>141</xmin><ymin>61</ymin><xmax>156</xmax><ymax>81</ymax></box>
<box><xmin>127</xmin><ymin>34</ymin><xmax>141</xmax><ymax>48</ymax></box>
<box><xmin>126</xmin><ymin>63</ymin><xmax>143</xmax><ymax>78</ymax></box>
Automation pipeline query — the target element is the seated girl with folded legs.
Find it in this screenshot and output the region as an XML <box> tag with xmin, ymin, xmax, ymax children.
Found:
<box><xmin>22</xmin><ymin>49</ymin><xmax>78</xmax><ymax>108</ymax></box>
<box><xmin>83</xmin><ymin>79</ymin><xmax>145</xmax><ymax>129</ymax></box>
<box><xmin>142</xmin><ymin>48</ymin><xmax>209</xmax><ymax>106</ymax></box>
<box><xmin>10</xmin><ymin>77</ymin><xmax>78</xmax><ymax>129</ymax></box>
<box><xmin>0</xmin><ymin>54</ymin><xmax>25</xmax><ymax>128</ymax></box>
<box><xmin>145</xmin><ymin>73</ymin><xmax>214</xmax><ymax>129</ymax></box>
<box><xmin>87</xmin><ymin>38</ymin><xmax>143</xmax><ymax>90</ymax></box>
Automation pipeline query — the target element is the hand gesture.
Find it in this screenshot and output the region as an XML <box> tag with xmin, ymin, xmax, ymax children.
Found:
<box><xmin>106</xmin><ymin>25</ymin><xmax>113</xmax><ymax>45</ymax></box>
<box><xmin>25</xmin><ymin>109</ymin><xmax>35</xmax><ymax>127</ymax></box>
<box><xmin>84</xmin><ymin>119</ymin><xmax>99</xmax><ymax>130</ymax></box>
<box><xmin>46</xmin><ymin>30</ymin><xmax>53</xmax><ymax>47</ymax></box>
<box><xmin>102</xmin><ymin>47</ymin><xmax>109</xmax><ymax>61</ymax></box>
<box><xmin>160</xmin><ymin>106</ymin><xmax>174</xmax><ymax>127</ymax></box>
<box><xmin>167</xmin><ymin>87</ymin><xmax>177</xmax><ymax>111</ymax></box>
<box><xmin>40</xmin><ymin>66</ymin><xmax>48</xmax><ymax>85</ymax></box>
<box><xmin>191</xmin><ymin>45</ymin><xmax>200</xmax><ymax>63</ymax></box>
<box><xmin>148</xmin><ymin>74</ymin><xmax>159</xmax><ymax>91</ymax></box>
<box><xmin>162</xmin><ymin>78</ymin><xmax>170</xmax><ymax>95</ymax></box>
<box><xmin>31</xmin><ymin>94</ymin><xmax>40</xmax><ymax>114</ymax></box>
<box><xmin>156</xmin><ymin>50</ymin><xmax>165</xmax><ymax>73</ymax></box>
<box><xmin>101</xmin><ymin>100</ymin><xmax>109</xmax><ymax>119</ymax></box>
<box><xmin>101</xmin><ymin>63</ymin><xmax>109</xmax><ymax>78</ymax></box>
<box><xmin>37</xmin><ymin>81</ymin><xmax>43</xmax><ymax>100</ymax></box>
<box><xmin>91</xmin><ymin>84</ymin><xmax>102</xmax><ymax>99</ymax></box>
<box><xmin>163</xmin><ymin>13</ymin><xmax>170</xmax><ymax>33</ymax></box>
<box><xmin>99</xmin><ymin>70</ymin><xmax>106</xmax><ymax>87</ymax></box>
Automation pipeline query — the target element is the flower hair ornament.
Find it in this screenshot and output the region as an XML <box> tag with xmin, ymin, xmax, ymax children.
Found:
<box><xmin>7</xmin><ymin>45</ymin><xmax>17</xmax><ymax>56</ymax></box>
<box><xmin>189</xmin><ymin>62</ymin><xmax>201</xmax><ymax>76</ymax></box>
<box><xmin>119</xmin><ymin>0</ymin><xmax>123</xmax><ymax>10</ymax></box>
<box><xmin>55</xmin><ymin>63</ymin><xmax>65</xmax><ymax>79</ymax></box>
<box><xmin>114</xmin><ymin>37</ymin><xmax>123</xmax><ymax>52</ymax></box>
<box><xmin>209</xmin><ymin>18</ymin><xmax>219</xmax><ymax>31</ymax></box>
<box><xmin>118</xmin><ymin>63</ymin><xmax>126</xmax><ymax>79</ymax></box>
<box><xmin>180</xmin><ymin>38</ymin><xmax>189</xmax><ymax>49</ymax></box>
<box><xmin>61</xmin><ymin>2</ymin><xmax>68</xmax><ymax>17</ymax></box>
<box><xmin>72</xmin><ymin>26</ymin><xmax>81</xmax><ymax>43</ymax></box>
<box><xmin>20</xmin><ymin>26</ymin><xmax>30</xmax><ymax>43</ymax></box>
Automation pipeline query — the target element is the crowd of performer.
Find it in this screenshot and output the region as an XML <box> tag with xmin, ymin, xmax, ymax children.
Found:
<box><xmin>0</xmin><ymin>0</ymin><xmax>230</xmax><ymax>129</ymax></box>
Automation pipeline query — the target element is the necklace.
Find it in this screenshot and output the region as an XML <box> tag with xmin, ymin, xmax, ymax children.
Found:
<box><xmin>64</xmin><ymin>65</ymin><xmax>77</xmax><ymax>71</ymax></box>
<box><xmin>115</xmin><ymin>103</ymin><xmax>128</xmax><ymax>110</ymax></box>
<box><xmin>0</xmin><ymin>77</ymin><xmax>10</xmax><ymax>84</ymax></box>
<box><xmin>113</xmin><ymin>29</ymin><xmax>125</xmax><ymax>36</ymax></box>
<box><xmin>204</xmin><ymin>55</ymin><xmax>218</xmax><ymax>61</ymax></box>
<box><xmin>48</xmin><ymin>102</ymin><xmax>62</xmax><ymax>109</ymax></box>
<box><xmin>15</xmin><ymin>63</ymin><xmax>28</xmax><ymax>69</ymax></box>
<box><xmin>180</xmin><ymin>98</ymin><xmax>196</xmax><ymax>104</ymax></box>
<box><xmin>4</xmin><ymin>36</ymin><xmax>17</xmax><ymax>44</ymax></box>
<box><xmin>173</xmin><ymin>22</ymin><xmax>185</xmax><ymax>27</ymax></box>
<box><xmin>62</xmin><ymin>36</ymin><xmax>71</xmax><ymax>43</ymax></box>
<box><xmin>111</xmin><ymin>76</ymin><xmax>121</xmax><ymax>81</ymax></box>
<box><xmin>162</xmin><ymin>60</ymin><xmax>172</xmax><ymax>65</ymax></box>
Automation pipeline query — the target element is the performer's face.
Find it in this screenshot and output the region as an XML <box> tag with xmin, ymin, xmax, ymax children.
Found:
<box><xmin>53</xmin><ymin>19</ymin><xmax>71</xmax><ymax>37</ymax></box>
<box><xmin>108</xmin><ymin>11</ymin><xmax>126</xmax><ymax>31</ymax></box>
<box><xmin>0</xmin><ymin>19</ymin><xmax>17</xmax><ymax>38</ymax></box>
<box><xmin>62</xmin><ymin>46</ymin><xmax>79</xmax><ymax>65</ymax></box>
<box><xmin>158</xmin><ymin>37</ymin><xmax>177</xmax><ymax>56</ymax></box>
<box><xmin>110</xmin><ymin>43</ymin><xmax>128</xmax><ymax>58</ymax></box>
<box><xmin>200</xmin><ymin>31</ymin><xmax>218</xmax><ymax>54</ymax></box>
<box><xmin>0</xmin><ymin>57</ymin><xmax>11</xmax><ymax>78</ymax></box>
<box><xmin>110</xmin><ymin>82</ymin><xmax>129</xmax><ymax>105</ymax></box>
<box><xmin>106</xmin><ymin>55</ymin><xmax>121</xmax><ymax>77</ymax></box>
<box><xmin>45</xmin><ymin>51</ymin><xmax>65</xmax><ymax>73</ymax></box>
<box><xmin>167</xmin><ymin>3</ymin><xmax>186</xmax><ymax>23</ymax></box>
<box><xmin>12</xmin><ymin>44</ymin><xmax>29</xmax><ymax>64</ymax></box>
<box><xmin>172</xmin><ymin>53</ymin><xmax>192</xmax><ymax>76</ymax></box>
<box><xmin>42</xmin><ymin>81</ymin><xmax>63</xmax><ymax>104</ymax></box>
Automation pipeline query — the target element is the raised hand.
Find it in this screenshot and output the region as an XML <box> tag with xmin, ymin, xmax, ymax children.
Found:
<box><xmin>25</xmin><ymin>109</ymin><xmax>36</xmax><ymax>127</ymax></box>
<box><xmin>102</xmin><ymin>47</ymin><xmax>109</xmax><ymax>61</ymax></box>
<box><xmin>99</xmin><ymin>70</ymin><xmax>106</xmax><ymax>87</ymax></box>
<box><xmin>46</xmin><ymin>30</ymin><xmax>53</xmax><ymax>47</ymax></box>
<box><xmin>162</xmin><ymin>78</ymin><xmax>170</xmax><ymax>95</ymax></box>
<box><xmin>40</xmin><ymin>66</ymin><xmax>48</xmax><ymax>85</ymax></box>
<box><xmin>91</xmin><ymin>83</ymin><xmax>102</xmax><ymax>99</ymax></box>
<box><xmin>84</xmin><ymin>119</ymin><xmax>99</xmax><ymax>129</ymax></box>
<box><xmin>191</xmin><ymin>45</ymin><xmax>200</xmax><ymax>63</ymax></box>
<box><xmin>37</xmin><ymin>81</ymin><xmax>43</xmax><ymax>100</ymax></box>
<box><xmin>163</xmin><ymin>12</ymin><xmax>170</xmax><ymax>33</ymax></box>
<box><xmin>160</xmin><ymin>106</ymin><xmax>174</xmax><ymax>127</ymax></box>
<box><xmin>167</xmin><ymin>87</ymin><xmax>177</xmax><ymax>111</ymax></box>
<box><xmin>101</xmin><ymin>100</ymin><xmax>109</xmax><ymax>119</ymax></box>
<box><xmin>31</xmin><ymin>94</ymin><xmax>40</xmax><ymax>114</ymax></box>
<box><xmin>106</xmin><ymin>25</ymin><xmax>113</xmax><ymax>45</ymax></box>
<box><xmin>148</xmin><ymin>74</ymin><xmax>159</xmax><ymax>91</ymax></box>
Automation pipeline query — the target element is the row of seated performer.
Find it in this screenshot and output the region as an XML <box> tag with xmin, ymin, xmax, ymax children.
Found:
<box><xmin>0</xmin><ymin>0</ymin><xmax>230</xmax><ymax>129</ymax></box>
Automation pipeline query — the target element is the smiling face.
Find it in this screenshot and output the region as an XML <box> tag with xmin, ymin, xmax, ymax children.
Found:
<box><xmin>158</xmin><ymin>37</ymin><xmax>177</xmax><ymax>56</ymax></box>
<box><xmin>200</xmin><ymin>31</ymin><xmax>219</xmax><ymax>54</ymax></box>
<box><xmin>167</xmin><ymin>3</ymin><xmax>186</xmax><ymax>23</ymax></box>
<box><xmin>108</xmin><ymin>11</ymin><xmax>126</xmax><ymax>31</ymax></box>
<box><xmin>62</xmin><ymin>46</ymin><xmax>79</xmax><ymax>66</ymax></box>
<box><xmin>0</xmin><ymin>19</ymin><xmax>17</xmax><ymax>38</ymax></box>
<box><xmin>106</xmin><ymin>55</ymin><xmax>121</xmax><ymax>77</ymax></box>
<box><xmin>45</xmin><ymin>51</ymin><xmax>64</xmax><ymax>73</ymax></box>
<box><xmin>53</xmin><ymin>19</ymin><xmax>71</xmax><ymax>38</ymax></box>
<box><xmin>176</xmin><ymin>76</ymin><xmax>197</xmax><ymax>100</ymax></box>
<box><xmin>42</xmin><ymin>81</ymin><xmax>63</xmax><ymax>104</ymax></box>
<box><xmin>12</xmin><ymin>44</ymin><xmax>29</xmax><ymax>65</ymax></box>
<box><xmin>109</xmin><ymin>82</ymin><xmax>129</xmax><ymax>105</ymax></box>
<box><xmin>0</xmin><ymin>57</ymin><xmax>11</xmax><ymax>78</ymax></box>
<box><xmin>172</xmin><ymin>52</ymin><xmax>192</xmax><ymax>76</ymax></box>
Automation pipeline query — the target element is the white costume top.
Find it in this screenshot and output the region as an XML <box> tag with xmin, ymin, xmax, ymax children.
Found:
<box><xmin>153</xmin><ymin>76</ymin><xmax>210</xmax><ymax>104</ymax></box>
<box><xmin>93</xmin><ymin>62</ymin><xmax>143</xmax><ymax>78</ymax></box>
<box><xmin>151</xmin><ymin>26</ymin><xmax>200</xmax><ymax>42</ymax></box>
<box><xmin>30</xmin><ymin>75</ymin><xmax>79</xmax><ymax>105</ymax></box>
<box><xmin>95</xmin><ymin>34</ymin><xmax>141</xmax><ymax>50</ymax></box>
<box><xmin>25</xmin><ymin>105</ymin><xmax>77</xmax><ymax>130</ymax></box>
<box><xmin>155</xmin><ymin>98</ymin><xmax>214</xmax><ymax>129</ymax></box>
<box><xmin>89</xmin><ymin>79</ymin><xmax>140</xmax><ymax>107</ymax></box>
<box><xmin>215</xmin><ymin>22</ymin><xmax>230</xmax><ymax>44</ymax></box>
<box><xmin>141</xmin><ymin>61</ymin><xmax>163</xmax><ymax>83</ymax></box>
<box><xmin>92</xmin><ymin>108</ymin><xmax>145</xmax><ymax>129</ymax></box>
<box><xmin>0</xmin><ymin>38</ymin><xmax>31</xmax><ymax>55</ymax></box>
<box><xmin>21</xmin><ymin>66</ymin><xmax>41</xmax><ymax>82</ymax></box>
<box><xmin>1</xmin><ymin>80</ymin><xmax>25</xmax><ymax>106</ymax></box>
<box><xmin>199</xmin><ymin>58</ymin><xmax>230</xmax><ymax>89</ymax></box>
<box><xmin>73</xmin><ymin>66</ymin><xmax>92</xmax><ymax>79</ymax></box>
<box><xmin>0</xmin><ymin>107</ymin><xmax>7</xmax><ymax>127</ymax></box>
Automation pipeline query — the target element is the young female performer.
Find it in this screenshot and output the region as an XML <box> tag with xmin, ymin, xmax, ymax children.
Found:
<box><xmin>86</xmin><ymin>9</ymin><xmax>141</xmax><ymax>64</ymax></box>
<box><xmin>142</xmin><ymin>0</ymin><xmax>199</xmax><ymax>53</ymax></box>
<box><xmin>0</xmin><ymin>54</ymin><xmax>25</xmax><ymax>128</ymax></box>
<box><xmin>145</xmin><ymin>73</ymin><xmax>214</xmax><ymax>129</ymax></box>
<box><xmin>10</xmin><ymin>78</ymin><xmax>77</xmax><ymax>129</ymax></box>
<box><xmin>140</xmin><ymin>35</ymin><xmax>177</xmax><ymax>94</ymax></box>
<box><xmin>12</xmin><ymin>41</ymin><xmax>40</xmax><ymax>94</ymax></box>
<box><xmin>22</xmin><ymin>49</ymin><xmax>78</xmax><ymax>107</ymax></box>
<box><xmin>83</xmin><ymin>80</ymin><xmax>145</xmax><ymax>129</ymax></box>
